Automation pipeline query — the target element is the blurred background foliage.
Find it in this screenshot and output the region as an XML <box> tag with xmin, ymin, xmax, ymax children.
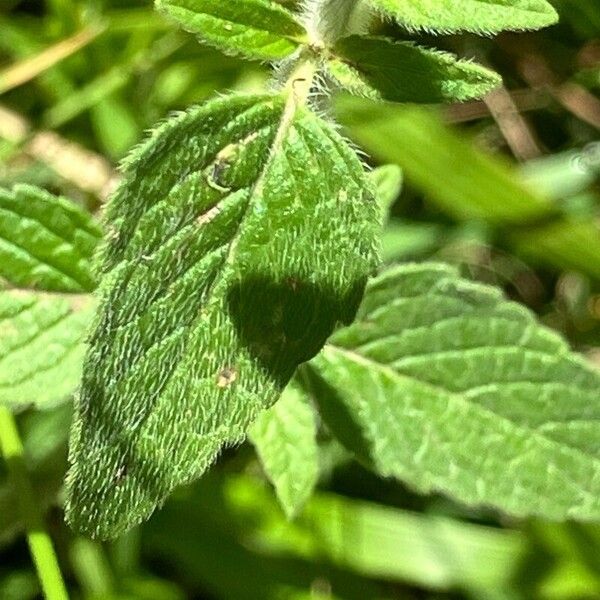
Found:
<box><xmin>1</xmin><ymin>0</ymin><xmax>600</xmax><ymax>598</ymax></box>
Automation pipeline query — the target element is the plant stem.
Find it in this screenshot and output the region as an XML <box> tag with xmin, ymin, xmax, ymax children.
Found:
<box><xmin>304</xmin><ymin>0</ymin><xmax>372</xmax><ymax>46</ymax></box>
<box><xmin>281</xmin><ymin>57</ymin><xmax>318</xmax><ymax>117</ymax></box>
<box><xmin>0</xmin><ymin>406</ymin><xmax>69</xmax><ymax>600</ymax></box>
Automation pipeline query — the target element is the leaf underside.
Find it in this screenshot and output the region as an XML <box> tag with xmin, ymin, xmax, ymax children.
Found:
<box><xmin>66</xmin><ymin>93</ymin><xmax>380</xmax><ymax>539</ymax></box>
<box><xmin>366</xmin><ymin>0</ymin><xmax>559</xmax><ymax>34</ymax></box>
<box><xmin>310</xmin><ymin>263</ymin><xmax>600</xmax><ymax>520</ymax></box>
<box><xmin>249</xmin><ymin>381</ymin><xmax>319</xmax><ymax>518</ymax></box>
<box><xmin>0</xmin><ymin>290</ymin><xmax>93</xmax><ymax>410</ymax></box>
<box><xmin>0</xmin><ymin>185</ymin><xmax>101</xmax><ymax>293</ymax></box>
<box><xmin>156</xmin><ymin>0</ymin><xmax>306</xmax><ymax>60</ymax></box>
<box><xmin>329</xmin><ymin>36</ymin><xmax>501</xmax><ymax>103</ymax></box>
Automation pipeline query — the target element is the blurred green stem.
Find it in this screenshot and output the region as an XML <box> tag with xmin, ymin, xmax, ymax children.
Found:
<box><xmin>0</xmin><ymin>406</ymin><xmax>69</xmax><ymax>600</ymax></box>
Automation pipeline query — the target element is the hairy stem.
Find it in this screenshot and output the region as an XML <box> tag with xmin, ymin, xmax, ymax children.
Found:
<box><xmin>0</xmin><ymin>406</ymin><xmax>69</xmax><ymax>600</ymax></box>
<box><xmin>279</xmin><ymin>57</ymin><xmax>318</xmax><ymax>132</ymax></box>
<box><xmin>303</xmin><ymin>0</ymin><xmax>373</xmax><ymax>46</ymax></box>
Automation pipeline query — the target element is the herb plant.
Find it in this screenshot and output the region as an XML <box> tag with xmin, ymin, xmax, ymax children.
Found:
<box><xmin>60</xmin><ymin>0</ymin><xmax>588</xmax><ymax>539</ymax></box>
<box><xmin>4</xmin><ymin>0</ymin><xmax>600</xmax><ymax>595</ymax></box>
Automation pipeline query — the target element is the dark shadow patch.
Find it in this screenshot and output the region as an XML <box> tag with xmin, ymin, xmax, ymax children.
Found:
<box><xmin>225</xmin><ymin>273</ymin><xmax>366</xmax><ymax>389</ymax></box>
<box><xmin>301</xmin><ymin>364</ymin><xmax>373</xmax><ymax>468</ymax></box>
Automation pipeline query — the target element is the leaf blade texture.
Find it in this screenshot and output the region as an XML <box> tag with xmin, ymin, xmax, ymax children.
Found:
<box><xmin>310</xmin><ymin>263</ymin><xmax>600</xmax><ymax>520</ymax></box>
<box><xmin>0</xmin><ymin>290</ymin><xmax>93</xmax><ymax>410</ymax></box>
<box><xmin>366</xmin><ymin>0</ymin><xmax>559</xmax><ymax>34</ymax></box>
<box><xmin>249</xmin><ymin>381</ymin><xmax>319</xmax><ymax>518</ymax></box>
<box><xmin>329</xmin><ymin>36</ymin><xmax>501</xmax><ymax>103</ymax></box>
<box><xmin>66</xmin><ymin>92</ymin><xmax>380</xmax><ymax>539</ymax></box>
<box><xmin>155</xmin><ymin>0</ymin><xmax>307</xmax><ymax>60</ymax></box>
<box><xmin>0</xmin><ymin>185</ymin><xmax>101</xmax><ymax>293</ymax></box>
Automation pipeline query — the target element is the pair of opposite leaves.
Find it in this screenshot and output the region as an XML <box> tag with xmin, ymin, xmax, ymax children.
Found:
<box><xmin>156</xmin><ymin>0</ymin><xmax>558</xmax><ymax>103</ymax></box>
<box><xmin>66</xmin><ymin>0</ymin><xmax>559</xmax><ymax>539</ymax></box>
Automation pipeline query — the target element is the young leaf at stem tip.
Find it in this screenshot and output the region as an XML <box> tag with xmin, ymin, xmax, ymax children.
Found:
<box><xmin>309</xmin><ymin>263</ymin><xmax>600</xmax><ymax>521</ymax></box>
<box><xmin>66</xmin><ymin>85</ymin><xmax>380</xmax><ymax>539</ymax></box>
<box><xmin>155</xmin><ymin>0</ymin><xmax>308</xmax><ymax>61</ymax></box>
<box><xmin>365</xmin><ymin>0</ymin><xmax>559</xmax><ymax>35</ymax></box>
<box><xmin>328</xmin><ymin>36</ymin><xmax>501</xmax><ymax>103</ymax></box>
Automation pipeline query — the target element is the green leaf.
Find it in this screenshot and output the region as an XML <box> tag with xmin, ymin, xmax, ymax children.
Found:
<box><xmin>0</xmin><ymin>185</ymin><xmax>101</xmax><ymax>293</ymax></box>
<box><xmin>66</xmin><ymin>92</ymin><xmax>380</xmax><ymax>539</ymax></box>
<box><xmin>329</xmin><ymin>36</ymin><xmax>501</xmax><ymax>103</ymax></box>
<box><xmin>155</xmin><ymin>0</ymin><xmax>307</xmax><ymax>61</ymax></box>
<box><xmin>147</xmin><ymin>470</ymin><xmax>526</xmax><ymax>596</ymax></box>
<box><xmin>223</xmin><ymin>474</ymin><xmax>526</xmax><ymax>593</ymax></box>
<box><xmin>509</xmin><ymin>218</ymin><xmax>600</xmax><ymax>280</ymax></box>
<box><xmin>249</xmin><ymin>381</ymin><xmax>319</xmax><ymax>518</ymax></box>
<box><xmin>337</xmin><ymin>98</ymin><xmax>600</xmax><ymax>279</ymax></box>
<box><xmin>336</xmin><ymin>99</ymin><xmax>552</xmax><ymax>223</ymax></box>
<box><xmin>146</xmin><ymin>474</ymin><xmax>386</xmax><ymax>600</ymax></box>
<box><xmin>370</xmin><ymin>164</ymin><xmax>403</xmax><ymax>221</ymax></box>
<box><xmin>382</xmin><ymin>222</ymin><xmax>443</xmax><ymax>262</ymax></box>
<box><xmin>310</xmin><ymin>263</ymin><xmax>600</xmax><ymax>521</ymax></box>
<box><xmin>0</xmin><ymin>290</ymin><xmax>93</xmax><ymax>410</ymax></box>
<box><xmin>366</xmin><ymin>0</ymin><xmax>559</xmax><ymax>34</ymax></box>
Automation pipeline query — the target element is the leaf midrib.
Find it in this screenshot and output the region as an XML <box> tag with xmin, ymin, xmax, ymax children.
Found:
<box><xmin>216</xmin><ymin>72</ymin><xmax>314</xmax><ymax>279</ymax></box>
<box><xmin>93</xmin><ymin>91</ymin><xmax>311</xmax><ymax>444</ymax></box>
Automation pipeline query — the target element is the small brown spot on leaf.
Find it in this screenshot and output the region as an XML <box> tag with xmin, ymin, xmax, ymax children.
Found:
<box><xmin>217</xmin><ymin>367</ymin><xmax>237</xmax><ymax>388</ymax></box>
<box><xmin>239</xmin><ymin>131</ymin><xmax>259</xmax><ymax>146</ymax></box>
<box><xmin>207</xmin><ymin>164</ymin><xmax>231</xmax><ymax>193</ymax></box>
<box><xmin>216</xmin><ymin>142</ymin><xmax>239</xmax><ymax>162</ymax></box>
<box><xmin>107</xmin><ymin>225</ymin><xmax>120</xmax><ymax>240</ymax></box>
<box><xmin>196</xmin><ymin>205</ymin><xmax>221</xmax><ymax>227</ymax></box>
<box><xmin>114</xmin><ymin>464</ymin><xmax>128</xmax><ymax>486</ymax></box>
<box><xmin>207</xmin><ymin>144</ymin><xmax>239</xmax><ymax>193</ymax></box>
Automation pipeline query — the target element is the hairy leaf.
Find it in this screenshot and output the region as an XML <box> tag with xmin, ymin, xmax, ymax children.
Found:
<box><xmin>0</xmin><ymin>290</ymin><xmax>93</xmax><ymax>410</ymax></box>
<box><xmin>156</xmin><ymin>0</ymin><xmax>307</xmax><ymax>60</ymax></box>
<box><xmin>66</xmin><ymin>92</ymin><xmax>380</xmax><ymax>539</ymax></box>
<box><xmin>310</xmin><ymin>263</ymin><xmax>600</xmax><ymax>520</ymax></box>
<box><xmin>0</xmin><ymin>185</ymin><xmax>101</xmax><ymax>293</ymax></box>
<box><xmin>249</xmin><ymin>382</ymin><xmax>318</xmax><ymax>517</ymax></box>
<box><xmin>328</xmin><ymin>36</ymin><xmax>500</xmax><ymax>103</ymax></box>
<box><xmin>366</xmin><ymin>0</ymin><xmax>559</xmax><ymax>34</ymax></box>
